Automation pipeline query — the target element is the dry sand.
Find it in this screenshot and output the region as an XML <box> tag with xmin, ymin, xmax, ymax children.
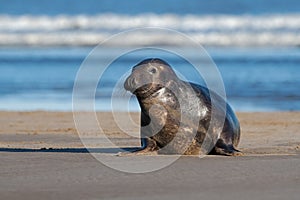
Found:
<box><xmin>0</xmin><ymin>111</ymin><xmax>299</xmax><ymax>154</ymax></box>
<box><xmin>0</xmin><ymin>111</ymin><xmax>300</xmax><ymax>199</ymax></box>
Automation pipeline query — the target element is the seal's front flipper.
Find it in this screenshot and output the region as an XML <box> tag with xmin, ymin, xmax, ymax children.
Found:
<box><xmin>214</xmin><ymin>146</ymin><xmax>243</xmax><ymax>156</ymax></box>
<box><xmin>117</xmin><ymin>137</ymin><xmax>159</xmax><ymax>156</ymax></box>
<box><xmin>212</xmin><ymin>139</ymin><xmax>243</xmax><ymax>156</ymax></box>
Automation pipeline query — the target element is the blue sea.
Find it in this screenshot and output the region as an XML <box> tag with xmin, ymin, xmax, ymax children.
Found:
<box><xmin>0</xmin><ymin>0</ymin><xmax>299</xmax><ymax>111</ymax></box>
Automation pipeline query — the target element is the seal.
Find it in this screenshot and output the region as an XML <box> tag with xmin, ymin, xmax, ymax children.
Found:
<box><xmin>124</xmin><ymin>58</ymin><xmax>241</xmax><ymax>156</ymax></box>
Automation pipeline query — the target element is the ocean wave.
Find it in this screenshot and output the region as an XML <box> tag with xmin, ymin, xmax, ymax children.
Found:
<box><xmin>1</xmin><ymin>14</ymin><xmax>300</xmax><ymax>46</ymax></box>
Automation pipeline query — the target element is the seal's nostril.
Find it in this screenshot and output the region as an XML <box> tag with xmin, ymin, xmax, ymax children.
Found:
<box><xmin>131</xmin><ymin>77</ymin><xmax>136</xmax><ymax>86</ymax></box>
<box><xmin>124</xmin><ymin>76</ymin><xmax>131</xmax><ymax>91</ymax></box>
<box><xmin>124</xmin><ymin>76</ymin><xmax>136</xmax><ymax>91</ymax></box>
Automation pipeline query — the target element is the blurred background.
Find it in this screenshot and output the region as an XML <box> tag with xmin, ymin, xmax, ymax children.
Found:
<box><xmin>0</xmin><ymin>0</ymin><xmax>299</xmax><ymax>111</ymax></box>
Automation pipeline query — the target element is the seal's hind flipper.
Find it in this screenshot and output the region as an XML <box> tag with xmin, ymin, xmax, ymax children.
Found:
<box><xmin>211</xmin><ymin>139</ymin><xmax>243</xmax><ymax>156</ymax></box>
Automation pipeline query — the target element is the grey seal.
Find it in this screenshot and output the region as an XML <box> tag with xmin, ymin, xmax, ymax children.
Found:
<box><xmin>124</xmin><ymin>58</ymin><xmax>241</xmax><ymax>156</ymax></box>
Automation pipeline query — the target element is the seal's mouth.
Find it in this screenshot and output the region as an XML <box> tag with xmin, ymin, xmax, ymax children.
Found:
<box><xmin>124</xmin><ymin>76</ymin><xmax>163</xmax><ymax>98</ymax></box>
<box><xmin>134</xmin><ymin>84</ymin><xmax>154</xmax><ymax>95</ymax></box>
<box><xmin>135</xmin><ymin>84</ymin><xmax>165</xmax><ymax>98</ymax></box>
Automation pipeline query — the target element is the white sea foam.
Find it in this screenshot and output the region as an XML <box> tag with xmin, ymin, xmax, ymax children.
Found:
<box><xmin>0</xmin><ymin>14</ymin><xmax>300</xmax><ymax>46</ymax></box>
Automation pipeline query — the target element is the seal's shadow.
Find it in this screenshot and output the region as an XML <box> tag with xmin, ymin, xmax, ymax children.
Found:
<box><xmin>0</xmin><ymin>147</ymin><xmax>140</xmax><ymax>153</ymax></box>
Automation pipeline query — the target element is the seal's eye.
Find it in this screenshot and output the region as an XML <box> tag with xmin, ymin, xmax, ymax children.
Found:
<box><xmin>149</xmin><ymin>67</ymin><xmax>157</xmax><ymax>74</ymax></box>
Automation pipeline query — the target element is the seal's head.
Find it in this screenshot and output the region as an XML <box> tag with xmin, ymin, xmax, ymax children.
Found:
<box><xmin>124</xmin><ymin>58</ymin><xmax>178</xmax><ymax>98</ymax></box>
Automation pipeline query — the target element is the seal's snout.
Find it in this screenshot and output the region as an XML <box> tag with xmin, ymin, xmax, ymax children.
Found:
<box><xmin>124</xmin><ymin>76</ymin><xmax>131</xmax><ymax>91</ymax></box>
<box><xmin>124</xmin><ymin>75</ymin><xmax>136</xmax><ymax>92</ymax></box>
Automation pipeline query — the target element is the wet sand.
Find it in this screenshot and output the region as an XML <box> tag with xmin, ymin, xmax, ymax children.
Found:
<box><xmin>0</xmin><ymin>111</ymin><xmax>300</xmax><ymax>199</ymax></box>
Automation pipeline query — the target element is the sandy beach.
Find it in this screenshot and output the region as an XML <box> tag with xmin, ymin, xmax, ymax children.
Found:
<box><xmin>1</xmin><ymin>111</ymin><xmax>299</xmax><ymax>154</ymax></box>
<box><xmin>0</xmin><ymin>111</ymin><xmax>299</xmax><ymax>199</ymax></box>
